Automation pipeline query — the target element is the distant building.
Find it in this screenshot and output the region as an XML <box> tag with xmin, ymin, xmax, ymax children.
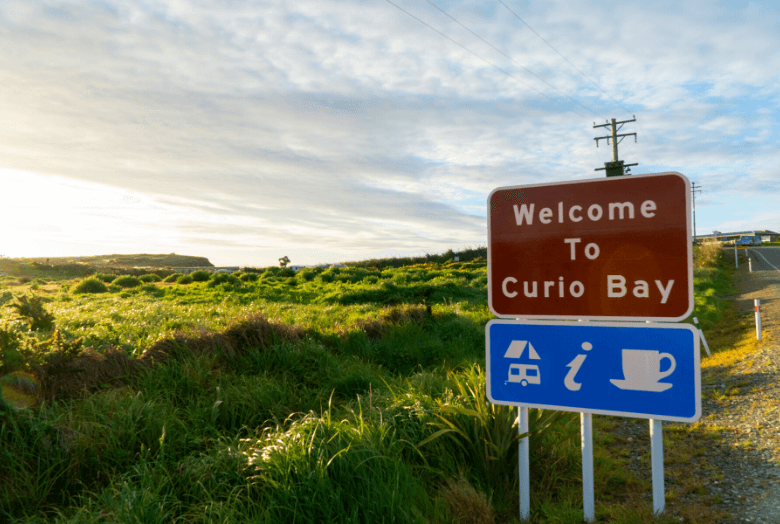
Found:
<box><xmin>173</xmin><ymin>266</ymin><xmax>240</xmax><ymax>274</ymax></box>
<box><xmin>695</xmin><ymin>230</ymin><xmax>779</xmax><ymax>244</ymax></box>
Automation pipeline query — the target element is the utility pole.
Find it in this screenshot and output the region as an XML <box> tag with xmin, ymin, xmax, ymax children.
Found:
<box><xmin>691</xmin><ymin>182</ymin><xmax>701</xmax><ymax>243</ymax></box>
<box><xmin>593</xmin><ymin>117</ymin><xmax>638</xmax><ymax>177</ymax></box>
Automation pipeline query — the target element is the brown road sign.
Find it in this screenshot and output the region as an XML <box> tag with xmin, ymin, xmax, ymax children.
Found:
<box><xmin>488</xmin><ymin>172</ymin><xmax>692</xmax><ymax>321</ymax></box>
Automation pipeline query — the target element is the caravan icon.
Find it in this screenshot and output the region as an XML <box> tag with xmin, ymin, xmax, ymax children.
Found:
<box><xmin>508</xmin><ymin>364</ymin><xmax>540</xmax><ymax>386</ymax></box>
<box><xmin>504</xmin><ymin>340</ymin><xmax>541</xmax><ymax>386</ymax></box>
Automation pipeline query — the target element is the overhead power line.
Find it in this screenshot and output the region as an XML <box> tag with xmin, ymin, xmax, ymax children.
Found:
<box><xmin>497</xmin><ymin>0</ymin><xmax>661</xmax><ymax>166</ymax></box>
<box><xmin>385</xmin><ymin>0</ymin><xmax>588</xmax><ymax>118</ymax></box>
<box><xmin>497</xmin><ymin>0</ymin><xmax>624</xmax><ymax>114</ymax></box>
<box><xmin>424</xmin><ymin>0</ymin><xmax>603</xmax><ymax>119</ymax></box>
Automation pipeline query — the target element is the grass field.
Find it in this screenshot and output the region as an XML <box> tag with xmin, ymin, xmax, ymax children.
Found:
<box><xmin>0</xmin><ymin>246</ymin><xmax>740</xmax><ymax>523</ymax></box>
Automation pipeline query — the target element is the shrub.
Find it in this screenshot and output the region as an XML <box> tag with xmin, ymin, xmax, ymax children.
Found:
<box><xmin>298</xmin><ymin>268</ymin><xmax>317</xmax><ymax>281</ymax></box>
<box><xmin>163</xmin><ymin>273</ymin><xmax>183</xmax><ymax>283</ymax></box>
<box><xmin>17</xmin><ymin>276</ymin><xmax>31</xmax><ymax>285</ymax></box>
<box><xmin>138</xmin><ymin>274</ymin><xmax>162</xmax><ymax>283</ymax></box>
<box><xmin>73</xmin><ymin>277</ymin><xmax>109</xmax><ymax>294</ymax></box>
<box><xmin>278</xmin><ymin>268</ymin><xmax>296</xmax><ymax>278</ymax></box>
<box><xmin>111</xmin><ymin>276</ymin><xmax>142</xmax><ymax>288</ymax></box>
<box><xmin>6</xmin><ymin>295</ymin><xmax>55</xmax><ymax>331</ymax></box>
<box><xmin>190</xmin><ymin>270</ymin><xmax>211</xmax><ymax>282</ymax></box>
<box><xmin>176</xmin><ymin>274</ymin><xmax>194</xmax><ymax>285</ymax></box>
<box><xmin>141</xmin><ymin>283</ymin><xmax>164</xmax><ymax>296</ymax></box>
<box><xmin>93</xmin><ymin>273</ymin><xmax>117</xmax><ymax>283</ymax></box>
<box><xmin>0</xmin><ymin>327</ymin><xmax>25</xmax><ymax>375</ymax></box>
<box><xmin>239</xmin><ymin>272</ymin><xmax>259</xmax><ymax>282</ymax></box>
<box><xmin>207</xmin><ymin>273</ymin><xmax>241</xmax><ymax>288</ymax></box>
<box><xmin>0</xmin><ymin>291</ymin><xmax>13</xmax><ymax>305</ymax></box>
<box><xmin>261</xmin><ymin>267</ymin><xmax>281</xmax><ymax>279</ymax></box>
<box><xmin>317</xmin><ymin>272</ymin><xmax>335</xmax><ymax>283</ymax></box>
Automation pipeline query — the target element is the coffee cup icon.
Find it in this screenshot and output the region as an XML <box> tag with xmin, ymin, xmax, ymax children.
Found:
<box><xmin>610</xmin><ymin>349</ymin><xmax>676</xmax><ymax>392</ymax></box>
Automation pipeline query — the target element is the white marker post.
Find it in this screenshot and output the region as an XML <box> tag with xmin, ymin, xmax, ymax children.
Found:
<box><xmin>518</xmin><ymin>406</ymin><xmax>530</xmax><ymax>522</ymax></box>
<box><xmin>755</xmin><ymin>299</ymin><xmax>762</xmax><ymax>341</ymax></box>
<box><xmin>650</xmin><ymin>419</ymin><xmax>665</xmax><ymax>515</ymax></box>
<box><xmin>581</xmin><ymin>413</ymin><xmax>595</xmax><ymax>523</ymax></box>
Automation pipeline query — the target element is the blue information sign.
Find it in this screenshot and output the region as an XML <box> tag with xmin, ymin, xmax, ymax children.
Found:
<box><xmin>486</xmin><ymin>320</ymin><xmax>701</xmax><ymax>422</ymax></box>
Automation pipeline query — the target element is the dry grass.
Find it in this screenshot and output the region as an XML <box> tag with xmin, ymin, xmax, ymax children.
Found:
<box><xmin>694</xmin><ymin>243</ymin><xmax>723</xmax><ymax>270</ymax></box>
<box><xmin>141</xmin><ymin>313</ymin><xmax>307</xmax><ymax>362</ymax></box>
<box><xmin>439</xmin><ymin>476</ymin><xmax>495</xmax><ymax>524</ymax></box>
<box><xmin>345</xmin><ymin>304</ymin><xmax>430</xmax><ymax>339</ymax></box>
<box><xmin>31</xmin><ymin>307</ymin><xmax>434</xmax><ymax>403</ymax></box>
<box><xmin>34</xmin><ymin>346</ymin><xmax>149</xmax><ymax>402</ymax></box>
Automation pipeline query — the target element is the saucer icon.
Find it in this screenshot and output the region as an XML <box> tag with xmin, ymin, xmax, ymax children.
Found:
<box><xmin>609</xmin><ymin>379</ymin><xmax>672</xmax><ymax>392</ymax></box>
<box><xmin>610</xmin><ymin>349</ymin><xmax>675</xmax><ymax>392</ymax></box>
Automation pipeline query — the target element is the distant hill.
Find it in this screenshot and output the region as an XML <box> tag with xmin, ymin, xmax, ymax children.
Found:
<box><xmin>17</xmin><ymin>254</ymin><xmax>214</xmax><ymax>268</ymax></box>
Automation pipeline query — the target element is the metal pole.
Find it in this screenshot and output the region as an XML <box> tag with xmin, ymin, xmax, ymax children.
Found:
<box><xmin>755</xmin><ymin>299</ymin><xmax>762</xmax><ymax>341</ymax></box>
<box><xmin>610</xmin><ymin>118</ymin><xmax>618</xmax><ymax>162</ymax></box>
<box><xmin>692</xmin><ymin>184</ymin><xmax>696</xmax><ymax>241</ymax></box>
<box><xmin>735</xmin><ymin>245</ymin><xmax>738</xmax><ymax>268</ymax></box>
<box><xmin>693</xmin><ymin>317</ymin><xmax>711</xmax><ymax>357</ymax></box>
<box><xmin>581</xmin><ymin>413</ymin><xmax>595</xmax><ymax>522</ymax></box>
<box><xmin>691</xmin><ymin>182</ymin><xmax>701</xmax><ymax>242</ymax></box>
<box><xmin>650</xmin><ymin>419</ymin><xmax>665</xmax><ymax>515</ymax></box>
<box><xmin>518</xmin><ymin>407</ymin><xmax>530</xmax><ymax>521</ymax></box>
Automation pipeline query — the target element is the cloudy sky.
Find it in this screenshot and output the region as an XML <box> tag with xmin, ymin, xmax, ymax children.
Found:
<box><xmin>1</xmin><ymin>0</ymin><xmax>778</xmax><ymax>267</ymax></box>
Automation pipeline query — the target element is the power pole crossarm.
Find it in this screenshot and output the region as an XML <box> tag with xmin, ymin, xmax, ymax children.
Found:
<box><xmin>593</xmin><ymin>116</ymin><xmax>638</xmax><ymax>177</ymax></box>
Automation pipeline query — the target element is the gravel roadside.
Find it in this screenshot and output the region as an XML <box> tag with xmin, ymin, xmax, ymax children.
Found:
<box><xmin>605</xmin><ymin>249</ymin><xmax>780</xmax><ymax>523</ymax></box>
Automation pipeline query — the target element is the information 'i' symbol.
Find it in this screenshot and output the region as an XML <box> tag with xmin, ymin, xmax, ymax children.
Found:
<box><xmin>564</xmin><ymin>342</ymin><xmax>592</xmax><ymax>391</ymax></box>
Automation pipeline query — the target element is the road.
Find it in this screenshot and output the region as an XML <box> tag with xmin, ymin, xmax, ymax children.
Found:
<box><xmin>750</xmin><ymin>246</ymin><xmax>780</xmax><ymax>271</ymax></box>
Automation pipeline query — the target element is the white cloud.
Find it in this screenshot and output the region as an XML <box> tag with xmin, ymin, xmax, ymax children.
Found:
<box><xmin>0</xmin><ymin>0</ymin><xmax>779</xmax><ymax>265</ymax></box>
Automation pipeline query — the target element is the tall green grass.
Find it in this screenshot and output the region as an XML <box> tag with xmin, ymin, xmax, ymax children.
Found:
<box><xmin>1</xmin><ymin>254</ymin><xmax>693</xmax><ymax>522</ymax></box>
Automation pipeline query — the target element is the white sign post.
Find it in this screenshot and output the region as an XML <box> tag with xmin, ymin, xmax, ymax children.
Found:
<box><xmin>518</xmin><ymin>407</ymin><xmax>530</xmax><ymax>521</ymax></box>
<box><xmin>581</xmin><ymin>413</ymin><xmax>595</xmax><ymax>522</ymax></box>
<box><xmin>651</xmin><ymin>419</ymin><xmax>665</xmax><ymax>515</ymax></box>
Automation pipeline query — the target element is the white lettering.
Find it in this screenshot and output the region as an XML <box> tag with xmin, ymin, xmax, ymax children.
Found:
<box><xmin>499</xmin><ymin>277</ymin><xmax>586</xmax><ymax>299</ymax></box>
<box><xmin>609</xmin><ymin>202</ymin><xmax>635</xmax><ymax>220</ymax></box>
<box><xmin>564</xmin><ymin>238</ymin><xmax>581</xmax><ymax>260</ymax></box>
<box><xmin>585</xmin><ymin>243</ymin><xmax>600</xmax><ymax>260</ymax></box>
<box><xmin>641</xmin><ymin>200</ymin><xmax>657</xmax><ymax>218</ymax></box>
<box><xmin>513</xmin><ymin>204</ymin><xmax>534</xmax><ymax>225</ymax></box>
<box><xmin>502</xmin><ymin>277</ymin><xmax>517</xmax><ymax>298</ymax></box>
<box><xmin>655</xmin><ymin>280</ymin><xmax>674</xmax><ymax>304</ymax></box>
<box><xmin>587</xmin><ymin>204</ymin><xmax>603</xmax><ymax>221</ymax></box>
<box><xmin>633</xmin><ymin>280</ymin><xmax>649</xmax><ymax>298</ymax></box>
<box><xmin>608</xmin><ymin>275</ymin><xmax>627</xmax><ymax>297</ymax></box>
<box><xmin>513</xmin><ymin>200</ymin><xmax>657</xmax><ymax>227</ymax></box>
